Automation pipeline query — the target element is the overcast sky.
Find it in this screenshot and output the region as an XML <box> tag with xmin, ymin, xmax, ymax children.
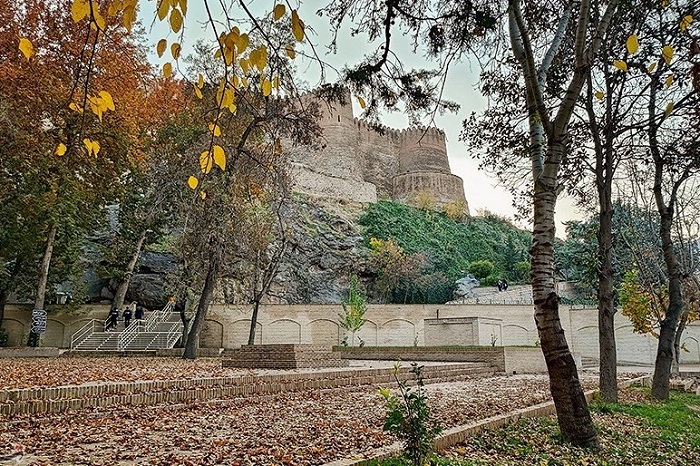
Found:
<box><xmin>140</xmin><ymin>1</ymin><xmax>583</xmax><ymax>234</ymax></box>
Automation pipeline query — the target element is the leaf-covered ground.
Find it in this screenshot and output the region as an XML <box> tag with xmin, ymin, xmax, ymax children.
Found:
<box><xmin>0</xmin><ymin>357</ymin><xmax>251</xmax><ymax>389</ymax></box>
<box><xmin>428</xmin><ymin>387</ymin><xmax>700</xmax><ymax>466</ymax></box>
<box><xmin>0</xmin><ymin>363</ymin><xmax>612</xmax><ymax>466</ymax></box>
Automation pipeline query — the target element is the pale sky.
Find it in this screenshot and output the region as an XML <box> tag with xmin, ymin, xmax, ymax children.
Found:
<box><xmin>140</xmin><ymin>1</ymin><xmax>582</xmax><ymax>235</ymax></box>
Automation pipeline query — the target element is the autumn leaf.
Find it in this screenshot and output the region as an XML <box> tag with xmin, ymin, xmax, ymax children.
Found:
<box><xmin>170</xmin><ymin>8</ymin><xmax>183</xmax><ymax>33</ymax></box>
<box><xmin>285</xmin><ymin>45</ymin><xmax>296</xmax><ymax>59</ymax></box>
<box><xmin>662</xmin><ymin>45</ymin><xmax>674</xmax><ymax>65</ymax></box>
<box><xmin>199</xmin><ymin>150</ymin><xmax>212</xmax><ymax>173</ymax></box>
<box><xmin>197</xmin><ymin>74</ymin><xmax>204</xmax><ymax>88</ymax></box>
<box><xmin>613</xmin><ymin>60</ymin><xmax>628</xmax><ymax>71</ymax></box>
<box><xmin>163</xmin><ymin>62</ymin><xmax>173</xmax><ymax>79</ymax></box>
<box><xmin>626</xmin><ymin>35</ymin><xmax>639</xmax><ymax>54</ymax></box>
<box><xmin>236</xmin><ymin>34</ymin><xmax>249</xmax><ymax>54</ymax></box>
<box><xmin>194</xmin><ymin>87</ymin><xmax>203</xmax><ymax>99</ymax></box>
<box><xmin>18</xmin><ymin>38</ymin><xmax>34</xmax><ymax>60</ymax></box>
<box><xmin>665</xmin><ymin>75</ymin><xmax>674</xmax><ymax>88</ymax></box>
<box><xmin>187</xmin><ymin>176</ymin><xmax>198</xmax><ymax>189</ymax></box>
<box><xmin>157</xmin><ymin>0</ymin><xmax>170</xmax><ymax>21</ymax></box>
<box><xmin>273</xmin><ymin>4</ymin><xmax>286</xmax><ymax>20</ymax></box>
<box><xmin>83</xmin><ymin>138</ymin><xmax>100</xmax><ymax>156</ymax></box>
<box><xmin>157</xmin><ymin>39</ymin><xmax>167</xmax><ymax>58</ymax></box>
<box><xmin>594</xmin><ymin>91</ymin><xmax>604</xmax><ymax>100</ymax></box>
<box><xmin>208</xmin><ymin>123</ymin><xmax>221</xmax><ymax>137</ymax></box>
<box><xmin>357</xmin><ymin>96</ymin><xmax>367</xmax><ymax>109</ymax></box>
<box><xmin>648</xmin><ymin>62</ymin><xmax>657</xmax><ymax>73</ymax></box>
<box><xmin>71</xmin><ymin>0</ymin><xmax>90</xmax><ymax>22</ymax></box>
<box><xmin>99</xmin><ymin>91</ymin><xmax>115</xmax><ymax>111</ymax></box>
<box><xmin>262</xmin><ymin>78</ymin><xmax>272</xmax><ymax>96</ymax></box>
<box><xmin>213</xmin><ymin>145</ymin><xmax>226</xmax><ymax>171</ymax></box>
<box><xmin>200</xmin><ymin>191</ymin><xmax>207</xmax><ymax>199</ymax></box>
<box><xmin>680</xmin><ymin>15</ymin><xmax>693</xmax><ymax>32</ymax></box>
<box><xmin>291</xmin><ymin>10</ymin><xmax>304</xmax><ymax>41</ymax></box>
<box><xmin>171</xmin><ymin>43</ymin><xmax>181</xmax><ymax>60</ymax></box>
<box><xmin>55</xmin><ymin>143</ymin><xmax>67</xmax><ymax>156</ymax></box>
<box><xmin>91</xmin><ymin>2</ymin><xmax>106</xmax><ymax>30</ymax></box>
<box><xmin>664</xmin><ymin>101</ymin><xmax>673</xmax><ymax>117</ymax></box>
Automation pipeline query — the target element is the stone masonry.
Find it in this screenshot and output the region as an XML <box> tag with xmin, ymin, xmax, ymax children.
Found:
<box><xmin>288</xmin><ymin>90</ymin><xmax>469</xmax><ymax>214</ymax></box>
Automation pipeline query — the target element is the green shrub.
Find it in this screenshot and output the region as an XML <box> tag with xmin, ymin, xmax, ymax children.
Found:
<box><xmin>468</xmin><ymin>260</ymin><xmax>494</xmax><ymax>280</ymax></box>
<box><xmin>378</xmin><ymin>363</ymin><xmax>442</xmax><ymax>466</ymax></box>
<box><xmin>0</xmin><ymin>327</ymin><xmax>8</xmax><ymax>347</ymax></box>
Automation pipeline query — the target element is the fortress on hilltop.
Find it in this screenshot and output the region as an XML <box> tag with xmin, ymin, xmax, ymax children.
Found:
<box><xmin>287</xmin><ymin>92</ymin><xmax>469</xmax><ymax>214</ymax></box>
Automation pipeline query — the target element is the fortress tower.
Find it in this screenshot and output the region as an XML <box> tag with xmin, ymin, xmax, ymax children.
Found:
<box><xmin>289</xmin><ymin>90</ymin><xmax>469</xmax><ymax>215</ymax></box>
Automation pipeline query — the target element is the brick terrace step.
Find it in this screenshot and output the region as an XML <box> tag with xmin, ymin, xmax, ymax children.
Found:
<box><xmin>0</xmin><ymin>362</ymin><xmax>495</xmax><ymax>417</ymax></box>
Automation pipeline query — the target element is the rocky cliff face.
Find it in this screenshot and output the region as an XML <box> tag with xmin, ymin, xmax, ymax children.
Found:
<box><xmin>92</xmin><ymin>198</ymin><xmax>371</xmax><ymax>308</ymax></box>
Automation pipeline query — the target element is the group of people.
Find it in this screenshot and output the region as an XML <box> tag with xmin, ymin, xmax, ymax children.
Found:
<box><xmin>496</xmin><ymin>279</ymin><xmax>509</xmax><ymax>292</ymax></box>
<box><xmin>106</xmin><ymin>302</ymin><xmax>146</xmax><ymax>331</ymax></box>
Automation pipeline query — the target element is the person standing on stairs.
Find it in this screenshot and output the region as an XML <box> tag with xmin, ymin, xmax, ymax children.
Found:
<box><xmin>122</xmin><ymin>305</ymin><xmax>133</xmax><ymax>329</ymax></box>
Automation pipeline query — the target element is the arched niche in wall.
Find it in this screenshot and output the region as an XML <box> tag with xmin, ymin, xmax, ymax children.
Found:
<box><xmin>356</xmin><ymin>320</ymin><xmax>378</xmax><ymax>347</ymax></box>
<box><xmin>230</xmin><ymin>319</ymin><xmax>262</xmax><ymax>348</ymax></box>
<box><xmin>680</xmin><ymin>336</ymin><xmax>700</xmax><ymax>364</ymax></box>
<box><xmin>379</xmin><ymin>319</ymin><xmax>415</xmax><ymax>346</ymax></box>
<box><xmin>268</xmin><ymin>319</ymin><xmax>302</xmax><ymax>344</ymax></box>
<box><xmin>201</xmin><ymin>319</ymin><xmax>224</xmax><ymax>348</ymax></box>
<box><xmin>501</xmin><ymin>324</ymin><xmax>532</xmax><ymax>347</ymax></box>
<box><xmin>1</xmin><ymin>318</ymin><xmax>25</xmax><ymax>347</ymax></box>
<box><xmin>308</xmin><ymin>319</ymin><xmax>340</xmax><ymax>346</ymax></box>
<box><xmin>44</xmin><ymin>319</ymin><xmax>65</xmax><ymax>348</ymax></box>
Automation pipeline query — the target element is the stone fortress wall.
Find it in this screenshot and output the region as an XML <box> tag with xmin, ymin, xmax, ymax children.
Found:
<box><xmin>288</xmin><ymin>90</ymin><xmax>469</xmax><ymax>213</ymax></box>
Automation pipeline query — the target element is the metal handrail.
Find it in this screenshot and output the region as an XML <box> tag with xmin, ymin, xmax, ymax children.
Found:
<box><xmin>70</xmin><ymin>319</ymin><xmax>101</xmax><ymax>348</ymax></box>
<box><xmin>117</xmin><ymin>319</ymin><xmax>145</xmax><ymax>350</ymax></box>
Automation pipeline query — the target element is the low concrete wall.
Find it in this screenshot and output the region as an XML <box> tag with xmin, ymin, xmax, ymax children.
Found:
<box><xmin>503</xmin><ymin>347</ymin><xmax>547</xmax><ymax>374</ymax></box>
<box><xmin>0</xmin><ymin>347</ymin><xmax>61</xmax><ymax>358</ymax></box>
<box><xmin>335</xmin><ymin>346</ymin><xmax>506</xmax><ymax>372</ymax></box>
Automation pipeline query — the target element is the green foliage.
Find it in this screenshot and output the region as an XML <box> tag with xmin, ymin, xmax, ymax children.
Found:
<box><xmin>360</xmin><ymin>201</ymin><xmax>531</xmax><ymax>295</ymax></box>
<box><xmin>339</xmin><ymin>274</ymin><xmax>367</xmax><ymax>346</ymax></box>
<box><xmin>0</xmin><ymin>327</ymin><xmax>8</xmax><ymax>347</ymax></box>
<box><xmin>467</xmin><ymin>260</ymin><xmax>494</xmax><ymax>280</ymax></box>
<box><xmin>379</xmin><ymin>363</ymin><xmax>442</xmax><ymax>466</ymax></box>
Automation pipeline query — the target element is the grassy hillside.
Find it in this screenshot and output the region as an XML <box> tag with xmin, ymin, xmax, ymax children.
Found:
<box><xmin>359</xmin><ymin>201</ymin><xmax>531</xmax><ymax>292</ymax></box>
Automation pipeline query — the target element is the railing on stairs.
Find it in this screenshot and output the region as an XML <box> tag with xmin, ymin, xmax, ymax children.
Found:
<box><xmin>117</xmin><ymin>301</ymin><xmax>176</xmax><ymax>350</ymax></box>
<box><xmin>70</xmin><ymin>320</ymin><xmax>103</xmax><ymax>349</ymax></box>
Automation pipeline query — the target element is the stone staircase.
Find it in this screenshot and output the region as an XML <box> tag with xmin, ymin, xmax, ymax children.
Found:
<box><xmin>70</xmin><ymin>302</ymin><xmax>184</xmax><ymax>351</ymax></box>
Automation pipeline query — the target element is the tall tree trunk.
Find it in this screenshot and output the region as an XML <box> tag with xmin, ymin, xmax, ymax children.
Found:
<box><xmin>597</xmin><ymin>191</ymin><xmax>618</xmax><ymax>402</ymax></box>
<box><xmin>28</xmin><ymin>223</ymin><xmax>57</xmax><ymax>347</ymax></box>
<box><xmin>112</xmin><ymin>229</ymin><xmax>147</xmax><ymax>311</ymax></box>
<box><xmin>532</xmin><ymin>143</ymin><xmax>598</xmax><ymax>449</ymax></box>
<box><xmin>183</xmin><ymin>254</ymin><xmax>220</xmax><ymax>359</ymax></box>
<box><xmin>175</xmin><ymin>296</ymin><xmax>189</xmax><ymax>348</ymax></box>
<box><xmin>247</xmin><ymin>300</ymin><xmax>260</xmax><ymax>345</ymax></box>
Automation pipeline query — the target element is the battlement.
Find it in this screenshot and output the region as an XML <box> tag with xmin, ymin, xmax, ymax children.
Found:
<box><xmin>290</xmin><ymin>88</ymin><xmax>468</xmax><ymax>215</ymax></box>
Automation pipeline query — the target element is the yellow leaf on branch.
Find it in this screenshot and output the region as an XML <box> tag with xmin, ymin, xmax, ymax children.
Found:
<box><xmin>200</xmin><ymin>191</ymin><xmax>207</xmax><ymax>199</ymax></box>
<box><xmin>273</xmin><ymin>4</ymin><xmax>286</xmax><ymax>20</ymax></box>
<box><xmin>208</xmin><ymin>123</ymin><xmax>222</xmax><ymax>137</ymax></box>
<box><xmin>626</xmin><ymin>34</ymin><xmax>639</xmax><ymax>54</ymax></box>
<box><xmin>71</xmin><ymin>0</ymin><xmax>90</xmax><ymax>22</ymax></box>
<box><xmin>594</xmin><ymin>91</ymin><xmax>604</xmax><ymax>100</ymax></box>
<box><xmin>662</xmin><ymin>45</ymin><xmax>674</xmax><ymax>65</ymax></box>
<box><xmin>664</xmin><ymin>101</ymin><xmax>673</xmax><ymax>118</ymax></box>
<box><xmin>648</xmin><ymin>62</ymin><xmax>657</xmax><ymax>73</ymax></box>
<box><xmin>613</xmin><ymin>60</ymin><xmax>628</xmax><ymax>71</ymax></box>
<box><xmin>122</xmin><ymin>0</ymin><xmax>137</xmax><ymax>32</ymax></box>
<box><xmin>236</xmin><ymin>34</ymin><xmax>249</xmax><ymax>54</ymax></box>
<box><xmin>163</xmin><ymin>62</ymin><xmax>173</xmax><ymax>79</ymax></box>
<box><xmin>177</xmin><ymin>0</ymin><xmax>187</xmax><ymax>16</ymax></box>
<box><xmin>55</xmin><ymin>143</ymin><xmax>67</xmax><ymax>156</ymax></box>
<box><xmin>262</xmin><ymin>78</ymin><xmax>272</xmax><ymax>96</ymax></box>
<box><xmin>291</xmin><ymin>10</ymin><xmax>305</xmax><ymax>41</ymax></box>
<box><xmin>194</xmin><ymin>87</ymin><xmax>203</xmax><ymax>99</ymax></box>
<box><xmin>285</xmin><ymin>45</ymin><xmax>296</xmax><ymax>59</ymax></box>
<box><xmin>665</xmin><ymin>75</ymin><xmax>674</xmax><ymax>88</ymax></box>
<box><xmin>171</xmin><ymin>42</ymin><xmax>181</xmax><ymax>60</ymax></box>
<box><xmin>213</xmin><ymin>145</ymin><xmax>226</xmax><ymax>171</ymax></box>
<box><xmin>170</xmin><ymin>8</ymin><xmax>183</xmax><ymax>33</ymax></box>
<box><xmin>83</xmin><ymin>138</ymin><xmax>100</xmax><ymax>156</ymax></box>
<box><xmin>197</xmin><ymin>74</ymin><xmax>204</xmax><ymax>88</ymax></box>
<box><xmin>680</xmin><ymin>15</ymin><xmax>693</xmax><ymax>32</ymax></box>
<box><xmin>18</xmin><ymin>38</ymin><xmax>34</xmax><ymax>60</ymax></box>
<box><xmin>157</xmin><ymin>0</ymin><xmax>170</xmax><ymax>21</ymax></box>
<box><xmin>69</xmin><ymin>102</ymin><xmax>82</xmax><ymax>113</ymax></box>
<box><xmin>187</xmin><ymin>176</ymin><xmax>198</xmax><ymax>189</ymax></box>
<box><xmin>199</xmin><ymin>150</ymin><xmax>212</xmax><ymax>174</ymax></box>
<box><xmin>99</xmin><ymin>90</ymin><xmax>115</xmax><ymax>111</ymax></box>
<box><xmin>157</xmin><ymin>39</ymin><xmax>167</xmax><ymax>57</ymax></box>
<box><xmin>358</xmin><ymin>96</ymin><xmax>367</xmax><ymax>109</ymax></box>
